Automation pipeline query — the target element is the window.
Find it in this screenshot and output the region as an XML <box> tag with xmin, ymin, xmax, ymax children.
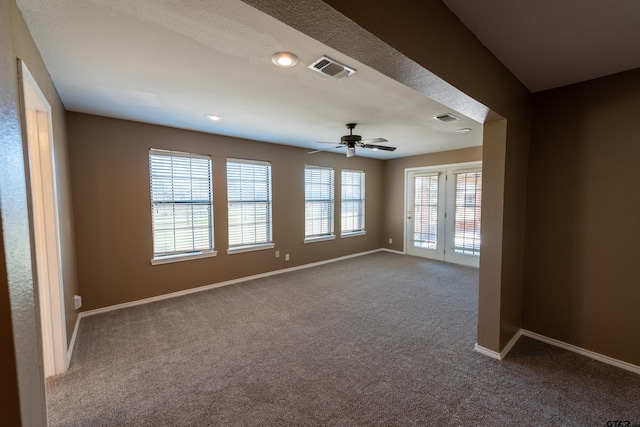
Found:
<box><xmin>226</xmin><ymin>159</ymin><xmax>273</xmax><ymax>253</ymax></box>
<box><xmin>453</xmin><ymin>171</ymin><xmax>482</xmax><ymax>256</ymax></box>
<box><xmin>341</xmin><ymin>169</ymin><xmax>365</xmax><ymax>236</ymax></box>
<box><xmin>149</xmin><ymin>149</ymin><xmax>215</xmax><ymax>264</ymax></box>
<box><xmin>305</xmin><ymin>166</ymin><xmax>335</xmax><ymax>241</ymax></box>
<box><xmin>411</xmin><ymin>173</ymin><xmax>439</xmax><ymax>250</ymax></box>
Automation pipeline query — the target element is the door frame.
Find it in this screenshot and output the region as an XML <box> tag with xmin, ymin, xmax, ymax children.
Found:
<box><xmin>20</xmin><ymin>60</ymin><xmax>68</xmax><ymax>377</ymax></box>
<box><xmin>404</xmin><ymin>161</ymin><xmax>482</xmax><ymax>267</ymax></box>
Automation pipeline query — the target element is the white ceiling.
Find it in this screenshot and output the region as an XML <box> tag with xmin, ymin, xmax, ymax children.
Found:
<box><xmin>443</xmin><ymin>0</ymin><xmax>640</xmax><ymax>93</ymax></box>
<box><xmin>15</xmin><ymin>0</ymin><xmax>639</xmax><ymax>158</ymax></box>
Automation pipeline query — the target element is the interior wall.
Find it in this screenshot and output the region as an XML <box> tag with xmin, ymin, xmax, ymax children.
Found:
<box><xmin>10</xmin><ymin>0</ymin><xmax>80</xmax><ymax>351</ymax></box>
<box><xmin>314</xmin><ymin>0</ymin><xmax>532</xmax><ymax>352</ymax></box>
<box><xmin>67</xmin><ymin>112</ymin><xmax>384</xmax><ymax>311</ymax></box>
<box><xmin>524</xmin><ymin>67</ymin><xmax>640</xmax><ymax>366</ymax></box>
<box><xmin>0</xmin><ymin>0</ymin><xmax>79</xmax><ymax>423</ymax></box>
<box><xmin>0</xmin><ymin>217</ymin><xmax>21</xmax><ymax>427</ymax></box>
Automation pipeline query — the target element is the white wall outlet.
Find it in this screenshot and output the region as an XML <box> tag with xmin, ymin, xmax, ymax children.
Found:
<box><xmin>73</xmin><ymin>295</ymin><xmax>82</xmax><ymax>310</ymax></box>
<box><xmin>389</xmin><ymin>238</ymin><xmax>393</xmax><ymax>244</ymax></box>
<box><xmin>275</xmin><ymin>250</ymin><xmax>280</xmax><ymax>258</ymax></box>
<box><xmin>285</xmin><ymin>254</ymin><xmax>290</xmax><ymax>261</ymax></box>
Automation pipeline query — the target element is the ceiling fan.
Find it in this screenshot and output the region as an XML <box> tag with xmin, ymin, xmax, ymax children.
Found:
<box><xmin>309</xmin><ymin>123</ymin><xmax>396</xmax><ymax>157</ymax></box>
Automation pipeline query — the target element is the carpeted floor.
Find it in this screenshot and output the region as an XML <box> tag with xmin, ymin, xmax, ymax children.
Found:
<box><xmin>47</xmin><ymin>252</ymin><xmax>640</xmax><ymax>426</ymax></box>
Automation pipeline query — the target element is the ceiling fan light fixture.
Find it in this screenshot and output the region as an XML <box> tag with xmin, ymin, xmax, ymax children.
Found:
<box><xmin>271</xmin><ymin>52</ymin><xmax>299</xmax><ymax>68</ymax></box>
<box><xmin>346</xmin><ymin>146</ymin><xmax>356</xmax><ymax>157</ymax></box>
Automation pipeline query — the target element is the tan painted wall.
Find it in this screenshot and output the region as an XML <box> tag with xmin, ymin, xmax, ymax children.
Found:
<box><xmin>10</xmin><ymin>0</ymin><xmax>80</xmax><ymax>351</ymax></box>
<box><xmin>67</xmin><ymin>112</ymin><xmax>384</xmax><ymax>311</ymax></box>
<box><xmin>524</xmin><ymin>68</ymin><xmax>640</xmax><ymax>366</ymax></box>
<box><xmin>0</xmin><ymin>216</ymin><xmax>21</xmax><ymax>427</ymax></box>
<box><xmin>1</xmin><ymin>0</ymin><xmax>78</xmax><ymax>423</ymax></box>
<box><xmin>319</xmin><ymin>0</ymin><xmax>532</xmax><ymax>352</ymax></box>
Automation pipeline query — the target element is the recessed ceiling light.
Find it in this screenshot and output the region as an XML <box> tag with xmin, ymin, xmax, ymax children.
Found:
<box><xmin>456</xmin><ymin>128</ymin><xmax>472</xmax><ymax>133</ymax></box>
<box><xmin>271</xmin><ymin>52</ymin><xmax>299</xmax><ymax>68</ymax></box>
<box><xmin>206</xmin><ymin>114</ymin><xmax>222</xmax><ymax>121</ymax></box>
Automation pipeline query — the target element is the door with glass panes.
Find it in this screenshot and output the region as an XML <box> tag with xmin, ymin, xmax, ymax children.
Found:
<box><xmin>405</xmin><ymin>162</ymin><xmax>482</xmax><ymax>267</ymax></box>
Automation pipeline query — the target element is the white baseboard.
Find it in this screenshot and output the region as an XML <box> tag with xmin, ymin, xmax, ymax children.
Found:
<box><xmin>66</xmin><ymin>314</ymin><xmax>81</xmax><ymax>368</ymax></box>
<box><xmin>475</xmin><ymin>328</ymin><xmax>640</xmax><ymax>375</ymax></box>
<box><xmin>380</xmin><ymin>248</ymin><xmax>405</xmax><ymax>255</ymax></box>
<box><xmin>80</xmin><ymin>248</ymin><xmax>384</xmax><ymax>319</ymax></box>
<box><xmin>520</xmin><ymin>329</ymin><xmax>640</xmax><ymax>375</ymax></box>
<box><xmin>473</xmin><ymin>343</ymin><xmax>501</xmax><ymax>360</ymax></box>
<box><xmin>474</xmin><ymin>330</ymin><xmax>522</xmax><ymax>360</ymax></box>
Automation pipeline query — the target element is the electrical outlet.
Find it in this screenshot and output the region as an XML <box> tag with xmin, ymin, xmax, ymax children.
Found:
<box><xmin>74</xmin><ymin>295</ymin><xmax>82</xmax><ymax>310</ymax></box>
<box><xmin>275</xmin><ymin>250</ymin><xmax>280</xmax><ymax>258</ymax></box>
<box><xmin>389</xmin><ymin>238</ymin><xmax>393</xmax><ymax>244</ymax></box>
<box><xmin>285</xmin><ymin>254</ymin><xmax>290</xmax><ymax>261</ymax></box>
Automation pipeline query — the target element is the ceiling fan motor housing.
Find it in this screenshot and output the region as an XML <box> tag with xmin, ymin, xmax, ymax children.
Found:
<box><xmin>341</xmin><ymin>135</ymin><xmax>361</xmax><ymax>144</ymax></box>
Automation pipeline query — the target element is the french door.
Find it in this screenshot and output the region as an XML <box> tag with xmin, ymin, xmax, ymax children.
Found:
<box><xmin>405</xmin><ymin>162</ymin><xmax>482</xmax><ymax>267</ymax></box>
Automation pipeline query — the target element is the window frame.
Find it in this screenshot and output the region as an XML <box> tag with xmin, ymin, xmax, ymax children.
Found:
<box><xmin>226</xmin><ymin>158</ymin><xmax>274</xmax><ymax>254</ymax></box>
<box><xmin>149</xmin><ymin>149</ymin><xmax>217</xmax><ymax>265</ymax></box>
<box><xmin>340</xmin><ymin>169</ymin><xmax>366</xmax><ymax>237</ymax></box>
<box><xmin>304</xmin><ymin>165</ymin><xmax>336</xmax><ymax>243</ymax></box>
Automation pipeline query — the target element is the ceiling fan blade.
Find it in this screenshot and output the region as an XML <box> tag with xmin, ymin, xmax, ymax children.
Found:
<box><xmin>316</xmin><ymin>141</ymin><xmax>343</xmax><ymax>145</ymax></box>
<box><xmin>360</xmin><ymin>137</ymin><xmax>388</xmax><ymax>144</ymax></box>
<box><xmin>308</xmin><ymin>146</ymin><xmax>343</xmax><ymax>154</ymax></box>
<box><xmin>362</xmin><ymin>144</ymin><xmax>397</xmax><ymax>151</ymax></box>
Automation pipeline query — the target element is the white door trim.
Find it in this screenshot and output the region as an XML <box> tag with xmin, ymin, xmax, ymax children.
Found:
<box><xmin>21</xmin><ymin>61</ymin><xmax>68</xmax><ymax>377</ymax></box>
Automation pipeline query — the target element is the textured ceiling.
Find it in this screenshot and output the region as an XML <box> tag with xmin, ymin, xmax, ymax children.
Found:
<box><xmin>443</xmin><ymin>0</ymin><xmax>640</xmax><ymax>92</ymax></box>
<box><xmin>15</xmin><ymin>0</ymin><xmax>484</xmax><ymax>159</ymax></box>
<box><xmin>18</xmin><ymin>1</ymin><xmax>635</xmax><ymax>157</ymax></box>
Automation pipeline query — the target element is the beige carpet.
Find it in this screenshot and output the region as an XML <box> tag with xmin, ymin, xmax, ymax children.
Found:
<box><xmin>46</xmin><ymin>252</ymin><xmax>640</xmax><ymax>426</ymax></box>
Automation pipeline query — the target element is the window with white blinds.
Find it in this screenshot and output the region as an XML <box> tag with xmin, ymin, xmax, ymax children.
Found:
<box><xmin>305</xmin><ymin>166</ymin><xmax>335</xmax><ymax>240</ymax></box>
<box><xmin>149</xmin><ymin>149</ymin><xmax>214</xmax><ymax>260</ymax></box>
<box><xmin>341</xmin><ymin>169</ymin><xmax>365</xmax><ymax>235</ymax></box>
<box><xmin>412</xmin><ymin>173</ymin><xmax>440</xmax><ymax>250</ymax></box>
<box><xmin>453</xmin><ymin>171</ymin><xmax>482</xmax><ymax>255</ymax></box>
<box><xmin>227</xmin><ymin>159</ymin><xmax>272</xmax><ymax>251</ymax></box>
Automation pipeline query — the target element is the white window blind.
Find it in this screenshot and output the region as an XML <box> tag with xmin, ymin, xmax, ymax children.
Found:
<box><xmin>149</xmin><ymin>149</ymin><xmax>213</xmax><ymax>258</ymax></box>
<box><xmin>453</xmin><ymin>171</ymin><xmax>482</xmax><ymax>255</ymax></box>
<box><xmin>341</xmin><ymin>169</ymin><xmax>365</xmax><ymax>234</ymax></box>
<box><xmin>227</xmin><ymin>159</ymin><xmax>272</xmax><ymax>248</ymax></box>
<box><xmin>305</xmin><ymin>166</ymin><xmax>334</xmax><ymax>238</ymax></box>
<box><xmin>412</xmin><ymin>173</ymin><xmax>439</xmax><ymax>249</ymax></box>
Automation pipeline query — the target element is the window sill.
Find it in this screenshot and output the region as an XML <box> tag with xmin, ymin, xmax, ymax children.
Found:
<box><xmin>304</xmin><ymin>234</ymin><xmax>336</xmax><ymax>244</ymax></box>
<box><xmin>227</xmin><ymin>243</ymin><xmax>275</xmax><ymax>255</ymax></box>
<box><xmin>151</xmin><ymin>250</ymin><xmax>217</xmax><ymax>265</ymax></box>
<box><xmin>341</xmin><ymin>231</ymin><xmax>366</xmax><ymax>238</ymax></box>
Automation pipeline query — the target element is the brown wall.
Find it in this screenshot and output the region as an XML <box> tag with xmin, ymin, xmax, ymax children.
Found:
<box><xmin>10</xmin><ymin>0</ymin><xmax>80</xmax><ymax>350</ymax></box>
<box><xmin>1</xmin><ymin>0</ymin><xmax>79</xmax><ymax>423</ymax></box>
<box><xmin>524</xmin><ymin>68</ymin><xmax>640</xmax><ymax>366</ymax></box>
<box><xmin>67</xmin><ymin>112</ymin><xmax>384</xmax><ymax>311</ymax></box>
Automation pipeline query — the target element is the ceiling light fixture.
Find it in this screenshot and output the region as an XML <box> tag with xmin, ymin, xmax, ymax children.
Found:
<box><xmin>206</xmin><ymin>114</ymin><xmax>222</xmax><ymax>121</ymax></box>
<box><xmin>456</xmin><ymin>128</ymin><xmax>471</xmax><ymax>133</ymax></box>
<box><xmin>271</xmin><ymin>52</ymin><xmax>299</xmax><ymax>68</ymax></box>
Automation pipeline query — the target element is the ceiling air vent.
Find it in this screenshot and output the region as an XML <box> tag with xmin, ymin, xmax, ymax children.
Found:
<box><xmin>434</xmin><ymin>113</ymin><xmax>460</xmax><ymax>123</ymax></box>
<box><xmin>309</xmin><ymin>56</ymin><xmax>356</xmax><ymax>80</ymax></box>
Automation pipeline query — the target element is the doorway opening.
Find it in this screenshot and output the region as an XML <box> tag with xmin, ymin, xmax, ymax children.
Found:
<box><xmin>405</xmin><ymin>161</ymin><xmax>482</xmax><ymax>268</ymax></box>
<box><xmin>20</xmin><ymin>60</ymin><xmax>68</xmax><ymax>378</ymax></box>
